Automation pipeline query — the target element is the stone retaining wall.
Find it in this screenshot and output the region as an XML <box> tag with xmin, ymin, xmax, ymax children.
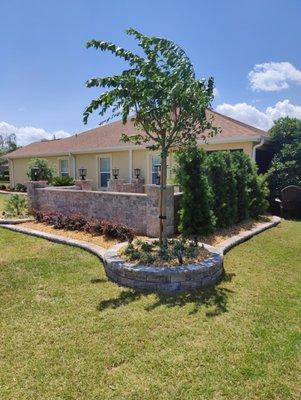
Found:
<box><xmin>103</xmin><ymin>244</ymin><xmax>224</xmax><ymax>293</ymax></box>
<box><xmin>26</xmin><ymin>181</ymin><xmax>175</xmax><ymax>237</ymax></box>
<box><xmin>108</xmin><ymin>178</ymin><xmax>145</xmax><ymax>193</ymax></box>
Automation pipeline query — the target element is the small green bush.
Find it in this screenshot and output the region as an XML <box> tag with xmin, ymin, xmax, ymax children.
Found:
<box><xmin>52</xmin><ymin>176</ymin><xmax>75</xmax><ymax>186</ymax></box>
<box><xmin>122</xmin><ymin>238</ymin><xmax>206</xmax><ymax>266</ymax></box>
<box><xmin>26</xmin><ymin>158</ymin><xmax>56</xmax><ymax>183</ymax></box>
<box><xmin>15</xmin><ymin>183</ymin><xmax>27</xmax><ymax>192</ymax></box>
<box><xmin>3</xmin><ymin>194</ymin><xmax>28</xmax><ymax>218</ymax></box>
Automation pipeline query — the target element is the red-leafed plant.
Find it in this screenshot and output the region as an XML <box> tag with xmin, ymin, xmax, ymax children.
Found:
<box><xmin>32</xmin><ymin>210</ymin><xmax>134</xmax><ymax>242</ymax></box>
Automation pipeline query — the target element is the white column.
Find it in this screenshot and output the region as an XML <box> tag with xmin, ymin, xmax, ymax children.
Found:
<box><xmin>128</xmin><ymin>149</ymin><xmax>133</xmax><ymax>182</ymax></box>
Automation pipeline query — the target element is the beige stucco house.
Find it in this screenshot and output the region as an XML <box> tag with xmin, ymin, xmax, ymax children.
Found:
<box><xmin>7</xmin><ymin>109</ymin><xmax>271</xmax><ymax>190</ymax></box>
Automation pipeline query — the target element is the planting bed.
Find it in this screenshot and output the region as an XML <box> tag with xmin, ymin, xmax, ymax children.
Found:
<box><xmin>104</xmin><ymin>243</ymin><xmax>223</xmax><ymax>293</ymax></box>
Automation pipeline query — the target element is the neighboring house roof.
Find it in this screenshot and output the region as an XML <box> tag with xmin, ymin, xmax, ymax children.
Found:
<box><xmin>7</xmin><ymin>109</ymin><xmax>268</xmax><ymax>159</ymax></box>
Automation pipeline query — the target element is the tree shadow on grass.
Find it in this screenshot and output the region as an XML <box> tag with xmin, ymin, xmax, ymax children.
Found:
<box><xmin>97</xmin><ymin>272</ymin><xmax>235</xmax><ymax>317</ymax></box>
<box><xmin>90</xmin><ymin>277</ymin><xmax>107</xmax><ymax>284</ymax></box>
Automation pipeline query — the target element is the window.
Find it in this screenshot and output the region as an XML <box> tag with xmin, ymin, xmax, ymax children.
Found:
<box><xmin>59</xmin><ymin>159</ymin><xmax>69</xmax><ymax>176</ymax></box>
<box><xmin>99</xmin><ymin>157</ymin><xmax>111</xmax><ymax>187</ymax></box>
<box><xmin>151</xmin><ymin>155</ymin><xmax>161</xmax><ymax>185</ymax></box>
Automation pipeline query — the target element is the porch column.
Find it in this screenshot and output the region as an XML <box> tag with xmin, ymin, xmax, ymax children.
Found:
<box><xmin>128</xmin><ymin>149</ymin><xmax>133</xmax><ymax>182</ymax></box>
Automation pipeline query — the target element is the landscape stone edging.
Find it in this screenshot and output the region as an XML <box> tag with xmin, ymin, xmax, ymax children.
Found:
<box><xmin>0</xmin><ymin>216</ymin><xmax>281</xmax><ymax>293</ymax></box>
<box><xmin>213</xmin><ymin>216</ymin><xmax>281</xmax><ymax>254</ymax></box>
<box><xmin>0</xmin><ymin>217</ymin><xmax>34</xmax><ymax>225</ymax></box>
<box><xmin>0</xmin><ymin>224</ymin><xmax>107</xmax><ymax>260</ymax></box>
<box><xmin>0</xmin><ymin>190</ymin><xmax>27</xmax><ymax>196</ymax></box>
<box><xmin>103</xmin><ymin>243</ymin><xmax>223</xmax><ymax>293</ymax></box>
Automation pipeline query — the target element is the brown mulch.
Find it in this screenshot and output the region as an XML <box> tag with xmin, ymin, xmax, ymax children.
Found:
<box><xmin>197</xmin><ymin>216</ymin><xmax>272</xmax><ymax>246</ymax></box>
<box><xmin>20</xmin><ymin>221</ymin><xmax>118</xmax><ymax>249</ymax></box>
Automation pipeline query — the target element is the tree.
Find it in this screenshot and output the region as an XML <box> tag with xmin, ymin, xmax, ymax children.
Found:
<box><xmin>206</xmin><ymin>151</ymin><xmax>237</xmax><ymax>228</ymax></box>
<box><xmin>231</xmin><ymin>151</ymin><xmax>250</xmax><ymax>222</ymax></box>
<box><xmin>245</xmin><ymin>158</ymin><xmax>269</xmax><ymax>218</ymax></box>
<box><xmin>83</xmin><ymin>28</ymin><xmax>217</xmax><ymax>245</ymax></box>
<box><xmin>175</xmin><ymin>147</ymin><xmax>215</xmax><ymax>241</ymax></box>
<box><xmin>267</xmin><ymin>117</ymin><xmax>301</xmax><ymax>201</ymax></box>
<box><xmin>269</xmin><ymin>117</ymin><xmax>301</xmax><ymax>154</ymax></box>
<box><xmin>26</xmin><ymin>158</ymin><xmax>56</xmax><ymax>183</ymax></box>
<box><xmin>0</xmin><ymin>133</ymin><xmax>18</xmax><ymax>166</ymax></box>
<box><xmin>267</xmin><ymin>142</ymin><xmax>301</xmax><ymax>199</ymax></box>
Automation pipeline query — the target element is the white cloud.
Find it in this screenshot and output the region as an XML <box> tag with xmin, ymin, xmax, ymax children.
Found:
<box><xmin>0</xmin><ymin>121</ymin><xmax>71</xmax><ymax>146</ymax></box>
<box><xmin>216</xmin><ymin>99</ymin><xmax>301</xmax><ymax>131</ymax></box>
<box><xmin>266</xmin><ymin>99</ymin><xmax>301</xmax><ymax>121</ymax></box>
<box><xmin>248</xmin><ymin>62</ymin><xmax>301</xmax><ymax>91</ymax></box>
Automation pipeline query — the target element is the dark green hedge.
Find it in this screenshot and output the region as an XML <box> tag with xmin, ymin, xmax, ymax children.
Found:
<box><xmin>176</xmin><ymin>149</ymin><xmax>269</xmax><ymax>237</ymax></box>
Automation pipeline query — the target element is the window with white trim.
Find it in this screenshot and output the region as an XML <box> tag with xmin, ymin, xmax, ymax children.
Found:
<box><xmin>99</xmin><ymin>157</ymin><xmax>111</xmax><ymax>187</ymax></box>
<box><xmin>59</xmin><ymin>159</ymin><xmax>69</xmax><ymax>177</ymax></box>
<box><xmin>151</xmin><ymin>155</ymin><xmax>161</xmax><ymax>184</ymax></box>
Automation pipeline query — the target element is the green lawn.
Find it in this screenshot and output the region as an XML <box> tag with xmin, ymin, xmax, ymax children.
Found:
<box><xmin>0</xmin><ymin>220</ymin><xmax>300</xmax><ymax>400</ymax></box>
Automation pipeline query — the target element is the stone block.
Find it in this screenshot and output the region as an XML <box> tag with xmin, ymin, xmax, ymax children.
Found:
<box><xmin>75</xmin><ymin>179</ymin><xmax>93</xmax><ymax>191</ymax></box>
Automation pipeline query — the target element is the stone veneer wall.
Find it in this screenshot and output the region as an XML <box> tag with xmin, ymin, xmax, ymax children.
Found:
<box><xmin>103</xmin><ymin>244</ymin><xmax>224</xmax><ymax>293</ymax></box>
<box><xmin>27</xmin><ymin>181</ymin><xmax>175</xmax><ymax>237</ymax></box>
<box><xmin>108</xmin><ymin>178</ymin><xmax>145</xmax><ymax>193</ymax></box>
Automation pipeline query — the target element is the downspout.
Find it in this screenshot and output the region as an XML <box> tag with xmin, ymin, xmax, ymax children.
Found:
<box><xmin>252</xmin><ymin>138</ymin><xmax>265</xmax><ymax>161</ymax></box>
<box><xmin>69</xmin><ymin>152</ymin><xmax>76</xmax><ymax>179</ymax></box>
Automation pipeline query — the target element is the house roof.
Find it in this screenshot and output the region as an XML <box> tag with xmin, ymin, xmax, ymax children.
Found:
<box><xmin>7</xmin><ymin>109</ymin><xmax>268</xmax><ymax>159</ymax></box>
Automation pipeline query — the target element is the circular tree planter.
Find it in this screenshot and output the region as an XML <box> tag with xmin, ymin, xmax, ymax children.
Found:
<box><xmin>103</xmin><ymin>244</ymin><xmax>224</xmax><ymax>293</ymax></box>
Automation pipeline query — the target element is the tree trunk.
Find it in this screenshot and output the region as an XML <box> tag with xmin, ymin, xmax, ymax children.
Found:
<box><xmin>159</xmin><ymin>150</ymin><xmax>167</xmax><ymax>246</ymax></box>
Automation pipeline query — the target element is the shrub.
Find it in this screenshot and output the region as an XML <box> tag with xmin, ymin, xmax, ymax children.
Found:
<box><xmin>63</xmin><ymin>214</ymin><xmax>87</xmax><ymax>231</ymax></box>
<box><xmin>26</xmin><ymin>158</ymin><xmax>56</xmax><ymax>183</ymax></box>
<box><xmin>3</xmin><ymin>194</ymin><xmax>28</xmax><ymax>217</ymax></box>
<box><xmin>84</xmin><ymin>219</ymin><xmax>104</xmax><ymax>235</ymax></box>
<box><xmin>248</xmin><ymin>168</ymin><xmax>269</xmax><ymax>219</ymax></box>
<box><xmin>266</xmin><ymin>117</ymin><xmax>301</xmax><ymax>205</ymax></box>
<box><xmin>101</xmin><ymin>221</ymin><xmax>135</xmax><ymax>242</ymax></box>
<box><xmin>267</xmin><ymin>143</ymin><xmax>301</xmax><ymax>201</ymax></box>
<box><xmin>15</xmin><ymin>183</ymin><xmax>27</xmax><ymax>192</ymax></box>
<box><xmin>175</xmin><ymin>147</ymin><xmax>215</xmax><ymax>240</ymax></box>
<box><xmin>206</xmin><ymin>151</ymin><xmax>238</xmax><ymax>228</ymax></box>
<box><xmin>51</xmin><ymin>176</ymin><xmax>75</xmax><ymax>186</ymax></box>
<box><xmin>122</xmin><ymin>238</ymin><xmax>206</xmax><ymax>266</ymax></box>
<box><xmin>32</xmin><ymin>210</ymin><xmax>135</xmax><ymax>242</ymax></box>
<box><xmin>231</xmin><ymin>152</ymin><xmax>250</xmax><ymax>222</ymax></box>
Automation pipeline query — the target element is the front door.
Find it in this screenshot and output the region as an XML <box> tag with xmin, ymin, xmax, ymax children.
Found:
<box><xmin>99</xmin><ymin>157</ymin><xmax>111</xmax><ymax>188</ymax></box>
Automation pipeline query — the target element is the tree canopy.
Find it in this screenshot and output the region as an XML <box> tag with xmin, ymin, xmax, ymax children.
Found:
<box><xmin>0</xmin><ymin>133</ymin><xmax>18</xmax><ymax>166</ymax></box>
<box><xmin>83</xmin><ymin>28</ymin><xmax>218</xmax><ymax>152</ymax></box>
<box><xmin>267</xmin><ymin>117</ymin><xmax>301</xmax><ymax>199</ymax></box>
<box><xmin>269</xmin><ymin>116</ymin><xmax>301</xmax><ymax>153</ymax></box>
<box><xmin>83</xmin><ymin>28</ymin><xmax>218</xmax><ymax>243</ymax></box>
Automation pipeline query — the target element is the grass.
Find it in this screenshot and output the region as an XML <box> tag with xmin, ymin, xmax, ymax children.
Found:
<box><xmin>0</xmin><ymin>220</ymin><xmax>300</xmax><ymax>399</ymax></box>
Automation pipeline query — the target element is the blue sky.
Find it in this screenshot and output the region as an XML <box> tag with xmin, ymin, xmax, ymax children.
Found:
<box><xmin>0</xmin><ymin>0</ymin><xmax>300</xmax><ymax>145</ymax></box>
